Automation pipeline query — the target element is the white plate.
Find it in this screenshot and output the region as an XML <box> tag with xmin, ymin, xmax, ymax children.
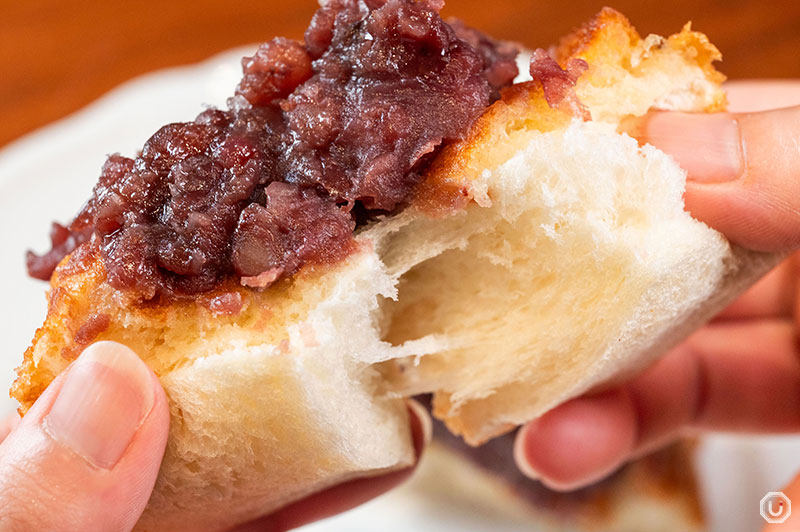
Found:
<box><xmin>1</xmin><ymin>48</ymin><xmax>798</xmax><ymax>532</ymax></box>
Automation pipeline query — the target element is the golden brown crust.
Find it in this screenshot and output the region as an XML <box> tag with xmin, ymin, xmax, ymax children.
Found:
<box><xmin>554</xmin><ymin>7</ymin><xmax>640</xmax><ymax>66</ymax></box>
<box><xmin>667</xmin><ymin>23</ymin><xmax>727</xmax><ymax>93</ymax></box>
<box><xmin>12</xmin><ymin>246</ymin><xmax>106</xmax><ymax>413</ymax></box>
<box><xmin>556</xmin><ymin>7</ymin><xmax>724</xmax><ymax>86</ymax></box>
<box><xmin>11</xmin><ymin>243</ymin><xmax>352</xmax><ymax>415</ymax></box>
<box><xmin>555</xmin><ymin>8</ymin><xmax>726</xmax><ymax>113</ymax></box>
<box><xmin>413</xmin><ymin>7</ymin><xmax>726</xmax><ymax>220</ymax></box>
<box><xmin>412</xmin><ymin>81</ymin><xmax>573</xmax><ymax>217</ymax></box>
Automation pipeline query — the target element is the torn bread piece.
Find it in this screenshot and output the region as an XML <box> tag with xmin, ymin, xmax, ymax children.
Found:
<box><xmin>375</xmin><ymin>8</ymin><xmax>773</xmax><ymax>444</ymax></box>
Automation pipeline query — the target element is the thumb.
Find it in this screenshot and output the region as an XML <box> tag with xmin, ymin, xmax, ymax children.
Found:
<box><xmin>637</xmin><ymin>105</ymin><xmax>800</xmax><ymax>252</ymax></box>
<box><xmin>0</xmin><ymin>341</ymin><xmax>169</xmax><ymax>531</ymax></box>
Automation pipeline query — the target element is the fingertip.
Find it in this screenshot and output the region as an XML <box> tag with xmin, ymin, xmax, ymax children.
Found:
<box><xmin>406</xmin><ymin>398</ymin><xmax>432</xmax><ymax>458</ymax></box>
<box><xmin>513</xmin><ymin>425</ymin><xmax>540</xmax><ymax>480</ymax></box>
<box><xmin>513</xmin><ymin>389</ymin><xmax>638</xmax><ymax>491</ymax></box>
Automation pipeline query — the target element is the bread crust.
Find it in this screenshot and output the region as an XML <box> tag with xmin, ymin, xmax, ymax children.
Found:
<box><xmin>555</xmin><ymin>7</ymin><xmax>725</xmax><ymax>96</ymax></box>
<box><xmin>13</xmin><ymin>245</ymin><xmax>415</xmax><ymax>532</ymax></box>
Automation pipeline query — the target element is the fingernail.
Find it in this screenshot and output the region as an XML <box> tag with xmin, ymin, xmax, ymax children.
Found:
<box><xmin>637</xmin><ymin>112</ymin><xmax>743</xmax><ymax>183</ymax></box>
<box><xmin>43</xmin><ymin>341</ymin><xmax>155</xmax><ymax>469</ymax></box>
<box><xmin>513</xmin><ymin>424</ymin><xmax>541</xmax><ymax>480</ymax></box>
<box><xmin>406</xmin><ymin>399</ymin><xmax>433</xmax><ymax>451</ymax></box>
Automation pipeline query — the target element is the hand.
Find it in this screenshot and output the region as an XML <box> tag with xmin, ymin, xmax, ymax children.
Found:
<box><xmin>513</xmin><ymin>81</ymin><xmax>800</xmax><ymax>528</ymax></box>
<box><xmin>0</xmin><ymin>341</ymin><xmax>430</xmax><ymax>531</ymax></box>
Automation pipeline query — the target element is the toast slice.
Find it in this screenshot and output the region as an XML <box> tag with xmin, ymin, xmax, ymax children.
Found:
<box><xmin>12</xmin><ymin>8</ymin><xmax>777</xmax><ymax>530</ymax></box>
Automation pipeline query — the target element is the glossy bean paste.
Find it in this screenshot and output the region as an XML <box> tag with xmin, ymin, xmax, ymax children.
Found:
<box><xmin>27</xmin><ymin>0</ymin><xmax>518</xmax><ymax>300</ymax></box>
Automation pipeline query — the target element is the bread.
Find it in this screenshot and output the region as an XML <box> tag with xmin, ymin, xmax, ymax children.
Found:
<box><xmin>11</xmin><ymin>8</ymin><xmax>779</xmax><ymax>531</ymax></box>
<box><xmin>13</xmin><ymin>248</ymin><xmax>416</xmax><ymax>531</ymax></box>
<box><xmin>374</xmin><ymin>8</ymin><xmax>776</xmax><ymax>444</ymax></box>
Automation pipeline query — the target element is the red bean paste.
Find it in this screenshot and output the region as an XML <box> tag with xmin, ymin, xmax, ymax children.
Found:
<box><xmin>26</xmin><ymin>0</ymin><xmax>518</xmax><ymax>300</ymax></box>
<box><xmin>529</xmin><ymin>48</ymin><xmax>589</xmax><ymax>120</ymax></box>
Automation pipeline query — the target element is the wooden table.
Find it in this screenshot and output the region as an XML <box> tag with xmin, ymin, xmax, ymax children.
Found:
<box><xmin>2</xmin><ymin>0</ymin><xmax>799</xmax><ymax>148</ymax></box>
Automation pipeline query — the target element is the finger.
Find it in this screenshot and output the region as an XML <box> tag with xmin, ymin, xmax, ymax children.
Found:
<box><xmin>513</xmin><ymin>388</ymin><xmax>637</xmax><ymax>490</ymax></box>
<box><xmin>231</xmin><ymin>399</ymin><xmax>432</xmax><ymax>532</ymax></box>
<box><xmin>0</xmin><ymin>341</ymin><xmax>170</xmax><ymax>532</ymax></box>
<box><xmin>713</xmin><ymin>254</ymin><xmax>797</xmax><ymax>321</ymax></box>
<box><xmin>0</xmin><ymin>414</ymin><xmax>20</xmax><ymax>443</ymax></box>
<box><xmin>514</xmin><ymin>319</ymin><xmax>800</xmax><ymax>490</ymax></box>
<box><xmin>636</xmin><ymin>105</ymin><xmax>800</xmax><ymax>252</ymax></box>
<box><xmin>724</xmin><ymin>80</ymin><xmax>800</xmax><ymax>113</ymax></box>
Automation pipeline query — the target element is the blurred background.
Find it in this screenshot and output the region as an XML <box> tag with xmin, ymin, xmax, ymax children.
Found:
<box><xmin>2</xmin><ymin>0</ymin><xmax>800</xmax><ymax>148</ymax></box>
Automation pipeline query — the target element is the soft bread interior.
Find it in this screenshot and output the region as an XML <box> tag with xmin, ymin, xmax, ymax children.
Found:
<box><xmin>14</xmin><ymin>249</ymin><xmax>416</xmax><ymax>532</ymax></box>
<box><xmin>11</xmin><ymin>8</ymin><xmax>779</xmax><ymax>530</ymax></box>
<box><xmin>140</xmin><ymin>252</ymin><xmax>417</xmax><ymax>531</ymax></box>
<box><xmin>366</xmin><ymin>12</ymin><xmax>772</xmax><ymax>443</ymax></box>
<box><xmin>373</xmin><ymin>121</ymin><xmax>774</xmax><ymax>443</ymax></box>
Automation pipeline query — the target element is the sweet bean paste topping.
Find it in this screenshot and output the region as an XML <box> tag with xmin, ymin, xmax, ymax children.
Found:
<box><xmin>529</xmin><ymin>49</ymin><xmax>589</xmax><ymax>120</ymax></box>
<box><xmin>26</xmin><ymin>0</ymin><xmax>518</xmax><ymax>301</ymax></box>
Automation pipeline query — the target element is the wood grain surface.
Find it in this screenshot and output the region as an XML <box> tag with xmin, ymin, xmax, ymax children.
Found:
<box><xmin>1</xmin><ymin>0</ymin><xmax>799</xmax><ymax>148</ymax></box>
